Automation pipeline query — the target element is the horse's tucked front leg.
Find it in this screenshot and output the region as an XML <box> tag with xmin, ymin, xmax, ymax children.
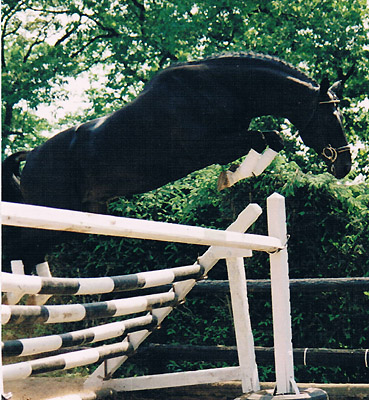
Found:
<box><xmin>252</xmin><ymin>129</ymin><xmax>284</xmax><ymax>175</ymax></box>
<box><xmin>217</xmin><ymin>130</ymin><xmax>284</xmax><ymax>191</ymax></box>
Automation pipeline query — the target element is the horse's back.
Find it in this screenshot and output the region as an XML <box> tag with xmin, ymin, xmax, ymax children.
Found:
<box><xmin>20</xmin><ymin>127</ymin><xmax>84</xmax><ymax>210</ymax></box>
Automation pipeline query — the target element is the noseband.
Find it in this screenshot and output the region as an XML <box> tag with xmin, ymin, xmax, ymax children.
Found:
<box><xmin>322</xmin><ymin>144</ymin><xmax>351</xmax><ymax>163</ymax></box>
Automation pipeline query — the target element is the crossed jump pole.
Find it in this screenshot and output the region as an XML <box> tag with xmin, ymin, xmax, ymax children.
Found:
<box><xmin>1</xmin><ymin>193</ymin><xmax>327</xmax><ymax>399</ymax></box>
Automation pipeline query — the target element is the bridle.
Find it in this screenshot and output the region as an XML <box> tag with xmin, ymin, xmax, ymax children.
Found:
<box><xmin>318</xmin><ymin>99</ymin><xmax>351</xmax><ymax>163</ymax></box>
<box><xmin>300</xmin><ymin>98</ymin><xmax>351</xmax><ymax>163</ymax></box>
<box><xmin>321</xmin><ymin>144</ymin><xmax>351</xmax><ymax>163</ymax></box>
<box><xmin>318</xmin><ymin>99</ymin><xmax>341</xmax><ymax>105</ymax></box>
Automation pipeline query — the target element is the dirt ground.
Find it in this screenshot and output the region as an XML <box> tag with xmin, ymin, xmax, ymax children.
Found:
<box><xmin>4</xmin><ymin>378</ymin><xmax>245</xmax><ymax>400</ymax></box>
<box><xmin>4</xmin><ymin>377</ymin><xmax>92</xmax><ymax>400</ymax></box>
<box><xmin>4</xmin><ymin>378</ymin><xmax>369</xmax><ymax>400</ymax></box>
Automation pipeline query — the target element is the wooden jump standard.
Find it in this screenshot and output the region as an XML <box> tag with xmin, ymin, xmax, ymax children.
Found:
<box><xmin>1</xmin><ymin>194</ymin><xmax>327</xmax><ymax>399</ymax></box>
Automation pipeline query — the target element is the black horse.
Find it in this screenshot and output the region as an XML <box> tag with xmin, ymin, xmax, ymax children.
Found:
<box><xmin>2</xmin><ymin>53</ymin><xmax>351</xmax><ymax>273</ymax></box>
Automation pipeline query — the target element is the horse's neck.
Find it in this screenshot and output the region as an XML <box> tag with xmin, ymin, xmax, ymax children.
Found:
<box><xmin>243</xmin><ymin>73</ymin><xmax>319</xmax><ymax>130</ymax></box>
<box><xmin>199</xmin><ymin>58</ymin><xmax>320</xmax><ymax>129</ymax></box>
<box><xmin>115</xmin><ymin>59</ymin><xmax>320</xmax><ymax>133</ymax></box>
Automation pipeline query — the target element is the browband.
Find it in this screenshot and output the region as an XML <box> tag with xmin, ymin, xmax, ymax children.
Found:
<box><xmin>319</xmin><ymin>100</ymin><xmax>341</xmax><ymax>105</ymax></box>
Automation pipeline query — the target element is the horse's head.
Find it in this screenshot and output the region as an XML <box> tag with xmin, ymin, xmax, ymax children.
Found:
<box><xmin>300</xmin><ymin>78</ymin><xmax>352</xmax><ymax>179</ymax></box>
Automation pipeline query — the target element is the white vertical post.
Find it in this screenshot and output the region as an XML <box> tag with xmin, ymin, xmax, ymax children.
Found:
<box><xmin>227</xmin><ymin>257</ymin><xmax>260</xmax><ymax>393</ymax></box>
<box><xmin>267</xmin><ymin>193</ymin><xmax>299</xmax><ymax>395</ymax></box>
<box><xmin>28</xmin><ymin>262</ymin><xmax>53</xmax><ymax>305</ymax></box>
<box><xmin>3</xmin><ymin>260</ymin><xmax>26</xmax><ymax>305</ymax></box>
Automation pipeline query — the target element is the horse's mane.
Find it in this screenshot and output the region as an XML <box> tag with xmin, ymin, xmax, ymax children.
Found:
<box><xmin>168</xmin><ymin>52</ymin><xmax>319</xmax><ymax>88</ymax></box>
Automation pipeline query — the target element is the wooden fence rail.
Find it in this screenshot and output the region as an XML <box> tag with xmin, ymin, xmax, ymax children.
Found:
<box><xmin>191</xmin><ymin>277</ymin><xmax>369</xmax><ymax>294</ymax></box>
<box><xmin>135</xmin><ymin>344</ymin><xmax>369</xmax><ymax>369</ymax></box>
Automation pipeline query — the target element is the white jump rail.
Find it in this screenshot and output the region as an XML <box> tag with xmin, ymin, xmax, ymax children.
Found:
<box><xmin>1</xmin><ymin>202</ymin><xmax>282</xmax><ymax>253</ymax></box>
<box><xmin>1</xmin><ymin>194</ymin><xmax>301</xmax><ymax>399</ymax></box>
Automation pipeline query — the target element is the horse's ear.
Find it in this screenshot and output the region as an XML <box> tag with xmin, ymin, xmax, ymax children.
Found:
<box><xmin>319</xmin><ymin>77</ymin><xmax>330</xmax><ymax>94</ymax></box>
<box><xmin>329</xmin><ymin>80</ymin><xmax>342</xmax><ymax>95</ymax></box>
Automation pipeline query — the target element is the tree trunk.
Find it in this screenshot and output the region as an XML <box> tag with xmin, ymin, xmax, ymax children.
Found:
<box><xmin>2</xmin><ymin>102</ymin><xmax>14</xmax><ymax>137</ymax></box>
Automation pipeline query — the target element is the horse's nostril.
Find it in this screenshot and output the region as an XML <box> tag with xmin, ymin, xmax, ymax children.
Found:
<box><xmin>333</xmin><ymin>163</ymin><xmax>351</xmax><ymax>179</ymax></box>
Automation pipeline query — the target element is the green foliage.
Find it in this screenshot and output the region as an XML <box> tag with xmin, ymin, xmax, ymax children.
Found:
<box><xmin>1</xmin><ymin>108</ymin><xmax>49</xmax><ymax>158</ymax></box>
<box><xmin>2</xmin><ymin>0</ymin><xmax>369</xmax><ymax>170</ymax></box>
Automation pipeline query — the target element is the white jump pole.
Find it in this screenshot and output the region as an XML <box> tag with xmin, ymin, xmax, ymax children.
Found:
<box><xmin>267</xmin><ymin>193</ymin><xmax>299</xmax><ymax>395</ymax></box>
<box><xmin>227</xmin><ymin>257</ymin><xmax>260</xmax><ymax>393</ymax></box>
<box><xmin>2</xmin><ymin>202</ymin><xmax>282</xmax><ymax>254</ymax></box>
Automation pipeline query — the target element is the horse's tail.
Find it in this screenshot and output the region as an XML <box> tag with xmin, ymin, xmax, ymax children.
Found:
<box><xmin>2</xmin><ymin>150</ymin><xmax>29</xmax><ymax>203</ymax></box>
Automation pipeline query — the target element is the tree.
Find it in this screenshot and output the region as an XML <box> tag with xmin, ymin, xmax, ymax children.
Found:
<box><xmin>2</xmin><ymin>0</ymin><xmax>121</xmax><ymax>152</ymax></box>
<box><xmin>2</xmin><ymin>0</ymin><xmax>369</xmax><ymax>170</ymax></box>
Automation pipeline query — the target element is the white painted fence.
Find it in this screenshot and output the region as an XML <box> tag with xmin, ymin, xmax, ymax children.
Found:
<box><xmin>1</xmin><ymin>193</ymin><xmax>298</xmax><ymax>399</ymax></box>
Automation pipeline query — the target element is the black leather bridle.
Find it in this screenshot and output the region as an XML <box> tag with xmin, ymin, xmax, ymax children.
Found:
<box><xmin>318</xmin><ymin>99</ymin><xmax>351</xmax><ymax>162</ymax></box>
<box><xmin>300</xmin><ymin>99</ymin><xmax>351</xmax><ymax>162</ymax></box>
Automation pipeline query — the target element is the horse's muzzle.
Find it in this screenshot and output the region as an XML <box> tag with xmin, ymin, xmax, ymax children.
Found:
<box><xmin>322</xmin><ymin>145</ymin><xmax>351</xmax><ymax>179</ymax></box>
<box><xmin>331</xmin><ymin>162</ymin><xmax>351</xmax><ymax>179</ymax></box>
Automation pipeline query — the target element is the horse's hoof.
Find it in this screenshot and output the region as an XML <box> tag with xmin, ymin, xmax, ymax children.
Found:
<box><xmin>217</xmin><ymin>171</ymin><xmax>231</xmax><ymax>191</ymax></box>
<box><xmin>26</xmin><ymin>295</ymin><xmax>37</xmax><ymax>305</ymax></box>
<box><xmin>2</xmin><ymin>295</ymin><xmax>9</xmax><ymax>305</ymax></box>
